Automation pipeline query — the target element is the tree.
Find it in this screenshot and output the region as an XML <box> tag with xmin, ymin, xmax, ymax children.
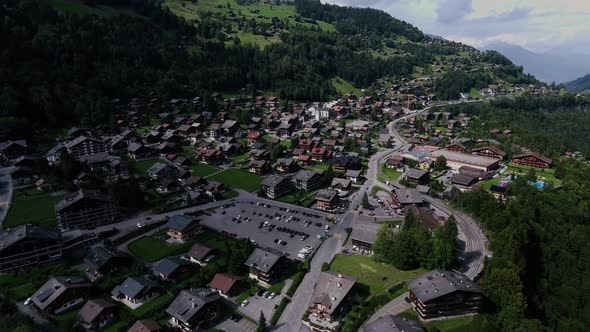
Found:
<box><xmin>271</xmin><ymin>144</ymin><xmax>284</xmax><ymax>159</ymax></box>
<box><xmin>325</xmin><ymin>164</ymin><xmax>335</xmax><ymax>182</ymax></box>
<box><xmin>257</xmin><ymin>311</ymin><xmax>267</xmax><ymax>332</ymax></box>
<box><xmin>361</xmin><ymin>192</ymin><xmax>370</xmax><ymax>209</ymax></box>
<box><xmin>433</xmin><ymin>156</ymin><xmax>447</xmax><ymax>171</ymax></box>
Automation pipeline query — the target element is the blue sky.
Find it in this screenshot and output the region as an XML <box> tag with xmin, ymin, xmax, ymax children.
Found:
<box><xmin>323</xmin><ymin>0</ymin><xmax>590</xmax><ymax>54</ymax></box>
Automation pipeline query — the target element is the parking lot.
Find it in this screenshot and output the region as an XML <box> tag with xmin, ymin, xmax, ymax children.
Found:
<box><xmin>200</xmin><ymin>201</ymin><xmax>332</xmax><ymax>260</ymax></box>
<box><xmin>238</xmin><ymin>281</ymin><xmax>290</xmax><ymax>321</ymax></box>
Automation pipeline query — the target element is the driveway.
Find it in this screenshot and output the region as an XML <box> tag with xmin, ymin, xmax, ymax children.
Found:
<box><xmin>366</xmin><ymin>292</ymin><xmax>411</xmax><ymax>324</ymax></box>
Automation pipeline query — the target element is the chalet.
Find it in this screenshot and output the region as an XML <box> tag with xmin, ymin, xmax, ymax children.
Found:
<box><xmin>246</xmin><ymin>132</ymin><xmax>262</xmax><ymax>146</ymax></box>
<box><xmin>78</xmin><ymin>299</ymin><xmax>117</xmax><ymax>331</ymax></box>
<box><xmin>9</xmin><ymin>166</ymin><xmax>36</xmax><ymax>185</ymax></box>
<box><xmin>111</xmin><ymin>276</ymin><xmax>160</xmax><ymax>307</ymax></box>
<box><xmin>405</xmin><ymin>168</ymin><xmax>429</xmax><ymax>185</ymax></box>
<box><xmin>471</xmin><ymin>146</ymin><xmax>506</xmax><ymax>160</ymax></box>
<box><xmin>185</xmin><ymin>243</ymin><xmax>215</xmax><ymax>266</ymax></box>
<box><xmin>278</xmin><ymin>122</ymin><xmax>295</xmax><ymax>137</ymax></box>
<box><xmin>31</xmin><ymin>276</ymin><xmax>92</xmax><ymax>316</ymax></box>
<box><xmin>65</xmin><ymin>136</ymin><xmax>108</xmax><ymax>160</ymax></box>
<box><xmin>166</xmin><ymin>215</ymin><xmax>200</xmax><ymax>242</ymax></box>
<box><xmin>147</xmin><ymin>162</ymin><xmax>178</xmax><ymax>180</ymax></box>
<box><xmin>182</xmin><ymin>176</ymin><xmax>205</xmax><ymax>190</ymax></box>
<box><xmin>127</xmin><ymin>143</ymin><xmax>153</xmax><ymax>160</ymax></box>
<box><xmin>330</xmin><ymin>178</ymin><xmax>352</xmax><ymax>196</ymax></box>
<box><xmin>0</xmin><ymin>224</ymin><xmax>62</xmax><ymax>273</ymax></box>
<box><xmin>407</xmin><ymin>206</ymin><xmax>440</xmax><ymax>231</ymax></box>
<box><xmin>308</xmin><ymin>271</ymin><xmax>357</xmax><ymax>323</ymax></box>
<box><xmin>166</xmin><ymin>288</ymin><xmax>223</xmax><ymax>332</ymax></box>
<box><xmin>250</xmin><ymin>149</ymin><xmax>270</xmax><ymax>161</ymax></box>
<box><xmin>209</xmin><ymin>273</ymin><xmax>243</xmax><ymax>298</ymax></box>
<box><xmin>248</xmin><ymin>160</ymin><xmax>270</xmax><ymax>174</ymax></box>
<box><xmin>55</xmin><ymin>189</ymin><xmax>118</xmax><ymax>231</ymax></box>
<box><xmin>315</xmin><ymin>189</ymin><xmax>340</xmax><ymax>212</ymax></box>
<box><xmin>450</xmin><ymin>174</ymin><xmax>478</xmax><ymax>187</ymax></box>
<box><xmin>274</xmin><ymin>158</ymin><xmax>298</xmax><ymax>173</ymax></box>
<box><xmin>512</xmin><ymin>152</ymin><xmax>552</xmax><ymax>169</ymax></box>
<box><xmin>361</xmin><ymin>315</ymin><xmax>423</xmax><ymax>332</ymax></box>
<box><xmin>294</xmin><ymin>170</ymin><xmax>324</xmax><ymax>191</ymax></box>
<box><xmin>204</xmin><ymin>181</ymin><xmax>225</xmax><ymax>196</ymax></box>
<box><xmin>262</xmin><ymin>175</ymin><xmax>292</xmax><ymax>199</ymax></box>
<box><xmin>208</xmin><ymin>123</ymin><xmax>221</xmax><ymax>139</ymax></box>
<box><xmin>128</xmin><ymin>320</ymin><xmax>162</xmax><ymax>332</ymax></box>
<box><xmin>407</xmin><ymin>270</ymin><xmax>483</xmax><ymax>319</ymax></box>
<box><xmin>0</xmin><ymin>140</ymin><xmax>27</xmax><ymax>160</ymax></box>
<box><xmin>198</xmin><ymin>148</ymin><xmax>224</xmax><ymax>164</ymax></box>
<box><xmin>46</xmin><ymin>143</ymin><xmax>66</xmax><ymax>166</ymax></box>
<box><xmin>330</xmin><ymin>155</ymin><xmax>360</xmax><ymax>172</ymax></box>
<box><xmin>311</xmin><ymin>147</ymin><xmax>330</xmax><ymax>162</ymax></box>
<box><xmin>345</xmin><ymin>169</ymin><xmax>362</xmax><ymax>183</ymax></box>
<box><xmin>386</xmin><ymin>155</ymin><xmax>404</xmax><ymax>169</ymax></box>
<box><xmin>84</xmin><ymin>246</ymin><xmax>129</xmax><ymax>282</ymax></box>
<box><xmin>444</xmin><ymin>143</ymin><xmax>466</xmax><ymax>153</ymax></box>
<box><xmin>378</xmin><ymin>134</ymin><xmax>393</xmax><ymax>147</ymax></box>
<box><xmin>418</xmin><ymin>158</ymin><xmax>433</xmax><ymax>170</ymax></box>
<box><xmin>244</xmin><ymin>248</ymin><xmax>286</xmax><ymax>285</ymax></box>
<box><xmin>393</xmin><ymin>188</ymin><xmax>424</xmax><ymax>207</ymax></box>
<box><xmin>152</xmin><ymin>257</ymin><xmax>190</xmax><ymax>281</ymax></box>
<box><xmin>221</xmin><ymin>120</ymin><xmax>238</xmax><ymax>135</ymax></box>
<box><xmin>350</xmin><ymin>222</ymin><xmax>380</xmax><ymax>253</ymax></box>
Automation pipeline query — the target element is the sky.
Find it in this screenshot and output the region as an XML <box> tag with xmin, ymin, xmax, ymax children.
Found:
<box><xmin>323</xmin><ymin>0</ymin><xmax>590</xmax><ymax>54</ymax></box>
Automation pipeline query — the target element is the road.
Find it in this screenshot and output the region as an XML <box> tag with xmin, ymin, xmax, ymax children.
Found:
<box><xmin>0</xmin><ymin>167</ymin><xmax>14</xmax><ymax>228</ymax></box>
<box><xmin>366</xmin><ymin>292</ymin><xmax>411</xmax><ymax>323</ymax></box>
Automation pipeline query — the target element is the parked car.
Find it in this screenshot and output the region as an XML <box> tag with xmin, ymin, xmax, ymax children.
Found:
<box><xmin>241</xmin><ymin>300</ymin><xmax>249</xmax><ymax>307</ymax></box>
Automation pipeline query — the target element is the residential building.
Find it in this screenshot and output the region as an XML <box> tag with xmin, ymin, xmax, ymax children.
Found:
<box><xmin>147</xmin><ymin>162</ymin><xmax>178</xmax><ymax>180</ymax></box>
<box><xmin>244</xmin><ymin>248</ymin><xmax>286</xmax><ymax>285</ymax></box>
<box><xmin>262</xmin><ymin>175</ymin><xmax>292</xmax><ymax>199</ymax></box>
<box><xmin>407</xmin><ymin>206</ymin><xmax>440</xmax><ymax>231</ymax></box>
<box><xmin>127</xmin><ymin>320</ymin><xmax>161</xmax><ymax>332</ymax></box>
<box><xmin>407</xmin><ymin>270</ymin><xmax>483</xmax><ymax>319</ymax></box>
<box><xmin>450</xmin><ymin>174</ymin><xmax>478</xmax><ymax>188</ymax></box>
<box><xmin>152</xmin><ymin>257</ymin><xmax>190</xmax><ymax>281</ymax></box>
<box><xmin>65</xmin><ymin>136</ymin><xmax>108</xmax><ymax>160</ymax></box>
<box><xmin>309</xmin><ymin>271</ymin><xmax>357</xmax><ymax>323</ymax></box>
<box><xmin>78</xmin><ymin>299</ymin><xmax>117</xmax><ymax>331</ymax></box>
<box><xmin>345</xmin><ymin>169</ymin><xmax>362</xmax><ymax>183</ymax></box>
<box><xmin>350</xmin><ymin>222</ymin><xmax>380</xmax><ymax>253</ymax></box>
<box><xmin>361</xmin><ymin>315</ymin><xmax>423</xmax><ymax>332</ymax></box>
<box><xmin>185</xmin><ymin>243</ymin><xmax>215</xmax><ymax>266</ymax></box>
<box><xmin>512</xmin><ymin>152</ymin><xmax>553</xmax><ymax>168</ymax></box>
<box><xmin>315</xmin><ymin>189</ymin><xmax>340</xmax><ymax>211</ymax></box>
<box><xmin>166</xmin><ymin>288</ymin><xmax>223</xmax><ymax>332</ymax></box>
<box><xmin>0</xmin><ymin>140</ymin><xmax>27</xmax><ymax>160</ymax></box>
<box><xmin>443</xmin><ymin>143</ymin><xmax>466</xmax><ymax>153</ymax></box>
<box><xmin>166</xmin><ymin>215</ymin><xmax>200</xmax><ymax>242</ymax></box>
<box><xmin>330</xmin><ymin>178</ymin><xmax>352</xmax><ymax>196</ymax></box>
<box><xmin>0</xmin><ymin>224</ymin><xmax>62</xmax><ymax>273</ymax></box>
<box><xmin>84</xmin><ymin>246</ymin><xmax>129</xmax><ymax>282</ymax></box>
<box><xmin>405</xmin><ymin>169</ymin><xmax>429</xmax><ymax>185</ymax></box>
<box><xmin>31</xmin><ymin>276</ymin><xmax>92</xmax><ymax>316</ymax></box>
<box><xmin>294</xmin><ymin>170</ymin><xmax>324</xmax><ymax>191</ymax></box>
<box><xmin>209</xmin><ymin>273</ymin><xmax>243</xmax><ymax>298</ymax></box>
<box><xmin>111</xmin><ymin>277</ymin><xmax>159</xmax><ymax>307</ymax></box>
<box><xmin>386</xmin><ymin>155</ymin><xmax>404</xmax><ymax>169</ymax></box>
<box><xmin>330</xmin><ymin>155</ymin><xmax>360</xmax><ymax>172</ymax></box>
<box><xmin>274</xmin><ymin>158</ymin><xmax>298</xmax><ymax>173</ymax></box>
<box><xmin>392</xmin><ymin>188</ymin><xmax>424</xmax><ymax>207</ymax></box>
<box><xmin>248</xmin><ymin>160</ymin><xmax>270</xmax><ymax>174</ymax></box>
<box><xmin>471</xmin><ymin>146</ymin><xmax>506</xmax><ymax>160</ymax></box>
<box><xmin>55</xmin><ymin>189</ymin><xmax>118</xmax><ymax>231</ymax></box>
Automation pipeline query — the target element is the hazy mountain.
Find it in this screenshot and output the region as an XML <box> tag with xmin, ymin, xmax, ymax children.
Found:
<box><xmin>483</xmin><ymin>42</ymin><xmax>590</xmax><ymax>83</ymax></box>
<box><xmin>566</xmin><ymin>74</ymin><xmax>590</xmax><ymax>92</ymax></box>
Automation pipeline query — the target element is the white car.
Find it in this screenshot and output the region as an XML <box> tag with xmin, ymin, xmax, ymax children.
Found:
<box><xmin>24</xmin><ymin>298</ymin><xmax>32</xmax><ymax>306</ymax></box>
<box><xmin>268</xmin><ymin>292</ymin><xmax>277</xmax><ymax>299</ymax></box>
<box><xmin>241</xmin><ymin>300</ymin><xmax>249</xmax><ymax>307</ymax></box>
<box><xmin>136</xmin><ymin>222</ymin><xmax>146</xmax><ymax>228</ymax></box>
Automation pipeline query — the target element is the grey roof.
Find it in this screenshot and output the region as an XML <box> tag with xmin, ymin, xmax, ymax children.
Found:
<box><xmin>407</xmin><ymin>270</ymin><xmax>482</xmax><ymax>303</ymax></box>
<box><xmin>0</xmin><ymin>224</ymin><xmax>60</xmax><ymax>251</ymax></box>
<box><xmin>244</xmin><ymin>248</ymin><xmax>283</xmax><ymax>273</ymax></box>
<box><xmin>165</xmin><ymin>288</ymin><xmax>222</xmax><ymax>323</ymax></box>
<box><xmin>350</xmin><ymin>222</ymin><xmax>380</xmax><ymax>245</ymax></box>
<box><xmin>315</xmin><ymin>189</ymin><xmax>338</xmax><ymax>202</ymax></box>
<box><xmin>361</xmin><ymin>315</ymin><xmax>424</xmax><ymax>332</ymax></box>
<box><xmin>406</xmin><ymin>168</ymin><xmax>428</xmax><ymax>180</ymax></box>
<box><xmin>187</xmin><ymin>243</ymin><xmax>214</xmax><ymax>261</ymax></box>
<box><xmin>0</xmin><ymin>140</ymin><xmax>27</xmax><ymax>151</ymax></box>
<box><xmin>261</xmin><ymin>174</ymin><xmax>289</xmax><ymax>187</ymax></box>
<box><xmin>84</xmin><ymin>246</ymin><xmax>118</xmax><ymax>270</ymax></box>
<box><xmin>46</xmin><ymin>143</ymin><xmax>65</xmax><ymax>156</ymax></box>
<box><xmin>221</xmin><ymin>120</ymin><xmax>237</xmax><ymax>129</ymax></box>
<box><xmin>431</xmin><ymin>150</ymin><xmax>499</xmax><ymax>168</ymax></box>
<box><xmin>147</xmin><ymin>162</ymin><xmax>171</xmax><ymax>175</ymax></box>
<box><xmin>55</xmin><ymin>189</ymin><xmax>111</xmax><ymax>212</ymax></box>
<box><xmin>152</xmin><ymin>257</ymin><xmax>187</xmax><ymax>278</ymax></box>
<box><xmin>293</xmin><ymin>169</ymin><xmax>322</xmax><ymax>182</ymax></box>
<box><xmin>79</xmin><ymin>298</ymin><xmax>116</xmax><ymax>324</ymax></box>
<box><xmin>112</xmin><ymin>276</ymin><xmax>157</xmax><ymax>300</ymax></box>
<box><xmin>345</xmin><ymin>169</ymin><xmax>361</xmax><ymax>177</ymax></box>
<box><xmin>166</xmin><ymin>215</ymin><xmax>196</xmax><ymax>232</ymax></box>
<box><xmin>330</xmin><ymin>178</ymin><xmax>351</xmax><ymax>188</ymax></box>
<box><xmin>32</xmin><ymin>277</ymin><xmax>91</xmax><ymax>310</ymax></box>
<box><xmin>450</xmin><ymin>174</ymin><xmax>478</xmax><ymax>186</ymax></box>
<box><xmin>311</xmin><ymin>271</ymin><xmax>357</xmax><ymax>314</ymax></box>
<box><xmin>394</xmin><ymin>188</ymin><xmax>423</xmax><ymax>205</ymax></box>
<box><xmin>64</xmin><ymin>136</ymin><xmax>104</xmax><ymax>149</ymax></box>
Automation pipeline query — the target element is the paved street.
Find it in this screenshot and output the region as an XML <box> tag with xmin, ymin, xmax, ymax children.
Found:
<box><xmin>366</xmin><ymin>292</ymin><xmax>411</xmax><ymax>324</ymax></box>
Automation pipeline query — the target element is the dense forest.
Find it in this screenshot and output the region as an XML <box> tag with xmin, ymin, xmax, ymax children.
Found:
<box><xmin>441</xmin><ymin>94</ymin><xmax>590</xmax><ymax>156</ymax></box>
<box><xmin>453</xmin><ymin>158</ymin><xmax>590</xmax><ymax>331</ymax></box>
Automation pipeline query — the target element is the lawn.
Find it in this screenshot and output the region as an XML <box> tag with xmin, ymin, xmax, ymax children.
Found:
<box><xmin>128</xmin><ymin>230</ymin><xmax>196</xmax><ymax>262</ymax></box>
<box><xmin>330</xmin><ymin>255</ymin><xmax>426</xmax><ymax>294</ymax></box>
<box><xmin>208</xmin><ymin>168</ymin><xmax>262</xmax><ymax>192</ymax></box>
<box><xmin>192</xmin><ymin>163</ymin><xmax>219</xmax><ymax>177</ymax></box>
<box><xmin>277</xmin><ymin>190</ymin><xmax>314</xmax><ymax>204</ymax></box>
<box><xmin>229</xmin><ymin>153</ymin><xmax>250</xmax><ymax>165</ymax></box>
<box><xmin>4</xmin><ymin>189</ymin><xmax>64</xmax><ymax>228</ymax></box>
<box><xmin>481</xmin><ymin>177</ymin><xmax>501</xmax><ymax>191</ymax></box>
<box><xmin>267</xmin><ymin>280</ymin><xmax>285</xmax><ymax>294</ymax></box>
<box><xmin>128</xmin><ymin>158</ymin><xmax>167</xmax><ymax>177</ymax></box>
<box><xmin>400</xmin><ymin>310</ymin><xmax>484</xmax><ymax>332</ymax></box>
<box><xmin>330</xmin><ymin>77</ymin><xmax>361</xmax><ymax>97</ymax></box>
<box><xmin>505</xmin><ymin>162</ymin><xmax>561</xmax><ymax>186</ymax></box>
<box><xmin>381</xmin><ymin>165</ymin><xmax>402</xmax><ymax>182</ymax></box>
<box><xmin>236</xmin><ymin>284</ymin><xmax>260</xmax><ymax>304</ymax></box>
<box><xmin>131</xmin><ymin>292</ymin><xmax>174</xmax><ymax>317</ymax></box>
<box><xmin>370</xmin><ymin>186</ymin><xmax>389</xmax><ymax>196</ymax></box>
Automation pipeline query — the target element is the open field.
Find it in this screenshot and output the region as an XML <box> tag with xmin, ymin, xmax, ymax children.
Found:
<box><xmin>330</xmin><ymin>254</ymin><xmax>426</xmax><ymax>294</ymax></box>
<box><xmin>208</xmin><ymin>168</ymin><xmax>262</xmax><ymax>191</ymax></box>
<box><xmin>128</xmin><ymin>158</ymin><xmax>167</xmax><ymax>177</ymax></box>
<box><xmin>505</xmin><ymin>162</ymin><xmax>561</xmax><ymax>186</ymax></box>
<box><xmin>330</xmin><ymin>77</ymin><xmax>361</xmax><ymax>97</ymax></box>
<box><xmin>4</xmin><ymin>189</ymin><xmax>64</xmax><ymax>228</ymax></box>
<box><xmin>128</xmin><ymin>230</ymin><xmax>196</xmax><ymax>262</ymax></box>
<box><xmin>192</xmin><ymin>163</ymin><xmax>219</xmax><ymax>177</ymax></box>
<box><xmin>381</xmin><ymin>165</ymin><xmax>402</xmax><ymax>182</ymax></box>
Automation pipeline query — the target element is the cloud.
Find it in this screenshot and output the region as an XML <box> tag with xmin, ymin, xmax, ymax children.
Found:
<box><xmin>436</xmin><ymin>0</ymin><xmax>473</xmax><ymax>24</ymax></box>
<box><xmin>470</xmin><ymin>7</ymin><xmax>532</xmax><ymax>23</ymax></box>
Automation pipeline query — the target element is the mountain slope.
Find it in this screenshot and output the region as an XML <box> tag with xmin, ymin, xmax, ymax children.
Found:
<box><xmin>484</xmin><ymin>42</ymin><xmax>590</xmax><ymax>83</ymax></box>
<box><xmin>566</xmin><ymin>74</ymin><xmax>590</xmax><ymax>92</ymax></box>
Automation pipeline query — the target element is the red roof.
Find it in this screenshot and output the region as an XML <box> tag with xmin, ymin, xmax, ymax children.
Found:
<box><xmin>311</xmin><ymin>147</ymin><xmax>326</xmax><ymax>155</ymax></box>
<box><xmin>298</xmin><ymin>154</ymin><xmax>311</xmax><ymax>161</ymax></box>
<box><xmin>209</xmin><ymin>273</ymin><xmax>242</xmax><ymax>294</ymax></box>
<box><xmin>247</xmin><ymin>132</ymin><xmax>261</xmax><ymax>140</ymax></box>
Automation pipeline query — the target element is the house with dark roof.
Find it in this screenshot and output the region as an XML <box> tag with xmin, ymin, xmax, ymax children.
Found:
<box><xmin>152</xmin><ymin>257</ymin><xmax>190</xmax><ymax>281</ymax></box>
<box><xmin>330</xmin><ymin>178</ymin><xmax>352</xmax><ymax>196</ymax></box>
<box><xmin>330</xmin><ymin>155</ymin><xmax>360</xmax><ymax>172</ymax></box>
<box><xmin>65</xmin><ymin>136</ymin><xmax>108</xmax><ymax>160</ymax></box>
<box><xmin>315</xmin><ymin>189</ymin><xmax>340</xmax><ymax>212</ymax></box>
<box><xmin>84</xmin><ymin>246</ymin><xmax>129</xmax><ymax>282</ymax></box>
<box><xmin>450</xmin><ymin>173</ymin><xmax>478</xmax><ymax>188</ymax></box>
<box><xmin>166</xmin><ymin>215</ymin><xmax>200</xmax><ymax>242</ymax></box>
<box><xmin>166</xmin><ymin>288</ymin><xmax>223</xmax><ymax>331</ymax></box>
<box><xmin>361</xmin><ymin>315</ymin><xmax>423</xmax><ymax>332</ymax></box>
<box><xmin>405</xmin><ymin>168</ymin><xmax>429</xmax><ymax>185</ymax></box>
<box><xmin>147</xmin><ymin>162</ymin><xmax>178</xmax><ymax>180</ymax></box>
<box><xmin>111</xmin><ymin>276</ymin><xmax>160</xmax><ymax>308</ymax></box>
<box><xmin>262</xmin><ymin>175</ymin><xmax>293</xmax><ymax>199</ymax></box>
<box><xmin>127</xmin><ymin>319</ymin><xmax>161</xmax><ymax>332</ymax></box>
<box><xmin>0</xmin><ymin>224</ymin><xmax>62</xmax><ymax>273</ymax></box>
<box><xmin>273</xmin><ymin>158</ymin><xmax>298</xmax><ymax>173</ymax></box>
<box><xmin>185</xmin><ymin>243</ymin><xmax>215</xmax><ymax>266</ymax></box>
<box><xmin>308</xmin><ymin>271</ymin><xmax>357</xmax><ymax>324</ymax></box>
<box><xmin>55</xmin><ymin>189</ymin><xmax>118</xmax><ymax>231</ymax></box>
<box><xmin>471</xmin><ymin>146</ymin><xmax>506</xmax><ymax>160</ymax></box>
<box><xmin>31</xmin><ymin>276</ymin><xmax>92</xmax><ymax>316</ymax></box>
<box><xmin>248</xmin><ymin>159</ymin><xmax>270</xmax><ymax>174</ymax></box>
<box><xmin>209</xmin><ymin>273</ymin><xmax>243</xmax><ymax>298</ymax></box>
<box><xmin>386</xmin><ymin>155</ymin><xmax>404</xmax><ymax>169</ymax></box>
<box><xmin>0</xmin><ymin>140</ymin><xmax>27</xmax><ymax>160</ymax></box>
<box><xmin>407</xmin><ymin>206</ymin><xmax>440</xmax><ymax>231</ymax></box>
<box><xmin>78</xmin><ymin>298</ymin><xmax>117</xmax><ymax>331</ymax></box>
<box><xmin>512</xmin><ymin>152</ymin><xmax>553</xmax><ymax>169</ymax></box>
<box><xmin>244</xmin><ymin>248</ymin><xmax>286</xmax><ymax>285</ymax></box>
<box><xmin>350</xmin><ymin>222</ymin><xmax>380</xmax><ymax>253</ymax></box>
<box><xmin>345</xmin><ymin>169</ymin><xmax>362</xmax><ymax>183</ymax></box>
<box><xmin>443</xmin><ymin>143</ymin><xmax>466</xmax><ymax>153</ymax></box>
<box><xmin>407</xmin><ymin>270</ymin><xmax>483</xmax><ymax>319</ymax></box>
<box><xmin>294</xmin><ymin>170</ymin><xmax>324</xmax><ymax>191</ymax></box>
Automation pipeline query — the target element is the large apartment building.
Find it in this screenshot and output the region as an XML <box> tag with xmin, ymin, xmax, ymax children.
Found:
<box><xmin>55</xmin><ymin>189</ymin><xmax>118</xmax><ymax>231</ymax></box>
<box><xmin>0</xmin><ymin>224</ymin><xmax>62</xmax><ymax>273</ymax></box>
<box><xmin>64</xmin><ymin>136</ymin><xmax>108</xmax><ymax>160</ymax></box>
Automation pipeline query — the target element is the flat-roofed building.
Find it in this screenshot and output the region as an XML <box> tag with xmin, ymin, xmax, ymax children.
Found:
<box><xmin>407</xmin><ymin>270</ymin><xmax>483</xmax><ymax>319</ymax></box>
<box><xmin>315</xmin><ymin>189</ymin><xmax>340</xmax><ymax>212</ymax></box>
<box><xmin>431</xmin><ymin>150</ymin><xmax>499</xmax><ymax>172</ymax></box>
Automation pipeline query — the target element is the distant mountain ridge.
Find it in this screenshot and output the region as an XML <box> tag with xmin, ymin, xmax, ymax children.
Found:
<box><xmin>566</xmin><ymin>74</ymin><xmax>590</xmax><ymax>92</ymax></box>
<box><xmin>483</xmin><ymin>42</ymin><xmax>590</xmax><ymax>83</ymax></box>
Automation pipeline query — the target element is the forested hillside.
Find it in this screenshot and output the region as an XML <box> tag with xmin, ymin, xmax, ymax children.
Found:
<box><xmin>566</xmin><ymin>74</ymin><xmax>590</xmax><ymax>92</ymax></box>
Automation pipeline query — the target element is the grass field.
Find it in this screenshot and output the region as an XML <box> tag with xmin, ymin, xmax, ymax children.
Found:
<box><xmin>400</xmin><ymin>310</ymin><xmax>484</xmax><ymax>332</ymax></box>
<box><xmin>131</xmin><ymin>292</ymin><xmax>174</xmax><ymax>317</ymax></box>
<box><xmin>208</xmin><ymin>168</ymin><xmax>262</xmax><ymax>191</ymax></box>
<box><xmin>481</xmin><ymin>177</ymin><xmax>501</xmax><ymax>190</ymax></box>
<box><xmin>4</xmin><ymin>189</ymin><xmax>64</xmax><ymax>228</ymax></box>
<box><xmin>330</xmin><ymin>255</ymin><xmax>426</xmax><ymax>294</ymax></box>
<box><xmin>505</xmin><ymin>162</ymin><xmax>561</xmax><ymax>186</ymax></box>
<box><xmin>381</xmin><ymin>165</ymin><xmax>402</xmax><ymax>182</ymax></box>
<box><xmin>128</xmin><ymin>230</ymin><xmax>196</xmax><ymax>262</ymax></box>
<box><xmin>192</xmin><ymin>163</ymin><xmax>219</xmax><ymax>177</ymax></box>
<box><xmin>277</xmin><ymin>189</ymin><xmax>314</xmax><ymax>204</ymax></box>
<box><xmin>370</xmin><ymin>186</ymin><xmax>389</xmax><ymax>196</ymax></box>
<box><xmin>128</xmin><ymin>158</ymin><xmax>167</xmax><ymax>177</ymax></box>
<box><xmin>330</xmin><ymin>77</ymin><xmax>361</xmax><ymax>97</ymax></box>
